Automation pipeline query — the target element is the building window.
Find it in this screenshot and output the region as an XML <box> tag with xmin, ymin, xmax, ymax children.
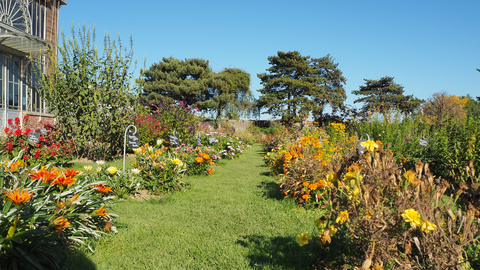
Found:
<box><xmin>7</xmin><ymin>57</ymin><xmax>20</xmax><ymax>109</ymax></box>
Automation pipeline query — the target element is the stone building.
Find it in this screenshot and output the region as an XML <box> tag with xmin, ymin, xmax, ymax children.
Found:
<box><xmin>0</xmin><ymin>0</ymin><xmax>66</xmax><ymax>130</ymax></box>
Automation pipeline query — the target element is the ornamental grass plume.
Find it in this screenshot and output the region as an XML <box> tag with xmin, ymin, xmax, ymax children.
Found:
<box><xmin>5</xmin><ymin>188</ymin><xmax>34</xmax><ymax>205</ymax></box>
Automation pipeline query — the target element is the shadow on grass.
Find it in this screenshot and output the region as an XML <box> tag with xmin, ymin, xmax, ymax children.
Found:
<box><xmin>237</xmin><ymin>235</ymin><xmax>317</xmax><ymax>270</ymax></box>
<box><xmin>65</xmin><ymin>249</ymin><xmax>97</xmax><ymax>270</ymax></box>
<box><xmin>258</xmin><ymin>181</ymin><xmax>284</xmax><ymax>200</ymax></box>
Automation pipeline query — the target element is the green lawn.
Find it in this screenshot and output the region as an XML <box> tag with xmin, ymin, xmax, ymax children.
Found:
<box><xmin>67</xmin><ymin>144</ymin><xmax>322</xmax><ymax>269</ymax></box>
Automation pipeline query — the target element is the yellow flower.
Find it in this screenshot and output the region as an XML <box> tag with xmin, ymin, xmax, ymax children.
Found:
<box><xmin>133</xmin><ymin>148</ymin><xmax>142</xmax><ymax>155</ymax></box>
<box><xmin>284</xmin><ymin>153</ymin><xmax>293</xmax><ymax>161</ymax></box>
<box><xmin>326</xmin><ymin>172</ymin><xmax>337</xmax><ymax>182</ymax></box>
<box><xmin>403</xmin><ymin>170</ymin><xmax>417</xmax><ymax>184</ymax></box>
<box><xmin>296</xmin><ymin>232</ymin><xmax>309</xmax><ymax>246</ymax></box>
<box><xmin>92</xmin><ymin>206</ymin><xmax>109</xmax><ymax>219</ymax></box>
<box><xmin>172</xmin><ymin>159</ymin><xmax>183</xmax><ymax>166</ymax></box>
<box><xmin>84</xmin><ymin>165</ymin><xmax>92</xmax><ymax>173</ymax></box>
<box><xmin>361</xmin><ymin>140</ymin><xmax>378</xmax><ymax>152</ymax></box>
<box><xmin>302</xmin><ymin>181</ymin><xmax>309</xmax><ymax>187</ymax></box>
<box><xmin>365</xmin><ymin>210</ymin><xmax>374</xmax><ymax>219</ymax></box>
<box><xmin>343</xmin><ymin>171</ymin><xmax>363</xmax><ymax>183</ymax></box>
<box><xmin>106</xmin><ymin>166</ymin><xmax>118</xmax><ymax>175</ymax></box>
<box><xmin>336</xmin><ymin>210</ymin><xmax>349</xmax><ymax>224</ymax></box>
<box><xmin>401</xmin><ymin>209</ymin><xmax>423</xmax><ymax>227</ymax></box>
<box><xmin>329</xmin><ymin>225</ymin><xmax>337</xmax><ymax>236</ymax></box>
<box><xmin>420</xmin><ymin>220</ymin><xmax>437</xmax><ymax>233</ymax></box>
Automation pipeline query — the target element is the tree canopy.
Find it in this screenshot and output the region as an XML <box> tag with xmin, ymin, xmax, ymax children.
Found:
<box><xmin>257</xmin><ymin>51</ymin><xmax>347</xmax><ymax>123</ymax></box>
<box><xmin>423</xmin><ymin>91</ymin><xmax>469</xmax><ymax>125</ymax></box>
<box><xmin>352</xmin><ymin>76</ymin><xmax>423</xmax><ymax>116</ymax></box>
<box><xmin>140</xmin><ymin>57</ymin><xmax>253</xmax><ymax>119</ymax></box>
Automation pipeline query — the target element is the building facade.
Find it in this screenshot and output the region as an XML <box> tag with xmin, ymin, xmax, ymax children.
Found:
<box><xmin>0</xmin><ymin>0</ymin><xmax>66</xmax><ymax>130</ymax></box>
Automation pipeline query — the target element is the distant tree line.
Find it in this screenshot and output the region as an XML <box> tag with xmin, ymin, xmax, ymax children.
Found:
<box><xmin>139</xmin><ymin>51</ymin><xmax>480</xmax><ymax>125</ymax></box>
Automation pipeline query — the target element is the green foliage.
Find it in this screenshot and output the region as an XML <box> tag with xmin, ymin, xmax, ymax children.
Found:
<box><xmin>141</xmin><ymin>57</ymin><xmax>254</xmax><ymax>119</ymax></box>
<box><xmin>257</xmin><ymin>51</ymin><xmax>347</xmax><ymax>124</ymax></box>
<box><xmin>132</xmin><ymin>142</ymin><xmax>188</xmax><ymax>193</ymax></box>
<box><xmin>0</xmin><ymin>157</ymin><xmax>116</xmax><ymax>269</ymax></box>
<box><xmin>206</xmin><ymin>68</ymin><xmax>254</xmax><ymax>120</ymax></box>
<box><xmin>39</xmin><ymin>25</ymin><xmax>139</xmax><ymax>161</ymax></box>
<box><xmin>352</xmin><ymin>76</ymin><xmax>423</xmax><ymax>116</ymax></box>
<box><xmin>135</xmin><ymin>98</ymin><xmax>201</xmax><ymax>146</ymax></box>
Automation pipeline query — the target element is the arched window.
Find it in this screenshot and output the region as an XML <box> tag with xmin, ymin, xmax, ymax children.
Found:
<box><xmin>0</xmin><ymin>0</ymin><xmax>32</xmax><ymax>33</ymax></box>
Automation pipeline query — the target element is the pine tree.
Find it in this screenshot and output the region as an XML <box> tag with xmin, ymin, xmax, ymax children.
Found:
<box><xmin>352</xmin><ymin>76</ymin><xmax>423</xmax><ymax>116</ymax></box>
<box><xmin>257</xmin><ymin>51</ymin><xmax>346</xmax><ymax>124</ymax></box>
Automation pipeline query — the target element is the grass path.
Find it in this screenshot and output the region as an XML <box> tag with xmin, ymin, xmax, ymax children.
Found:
<box><xmin>69</xmin><ymin>144</ymin><xmax>320</xmax><ymax>269</ymax></box>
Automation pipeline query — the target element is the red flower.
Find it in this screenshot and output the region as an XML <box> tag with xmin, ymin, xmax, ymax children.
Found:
<box><xmin>6</xmin><ymin>143</ymin><xmax>13</xmax><ymax>152</ymax></box>
<box><xmin>7</xmin><ymin>119</ymin><xmax>12</xmax><ymax>126</ymax></box>
<box><xmin>4</xmin><ymin>127</ymin><xmax>10</xmax><ymax>134</ymax></box>
<box><xmin>23</xmin><ymin>155</ymin><xmax>28</xmax><ymax>160</ymax></box>
<box><xmin>24</xmin><ymin>128</ymin><xmax>32</xmax><ymax>136</ymax></box>
<box><xmin>23</xmin><ymin>115</ymin><xmax>29</xmax><ymax>120</ymax></box>
<box><xmin>14</xmin><ymin>129</ymin><xmax>22</xmax><ymax>136</ymax></box>
<box><xmin>33</xmin><ymin>150</ymin><xmax>41</xmax><ymax>159</ymax></box>
<box><xmin>14</xmin><ymin>117</ymin><xmax>20</xmax><ymax>126</ymax></box>
<box><xmin>50</xmin><ymin>151</ymin><xmax>56</xmax><ymax>156</ymax></box>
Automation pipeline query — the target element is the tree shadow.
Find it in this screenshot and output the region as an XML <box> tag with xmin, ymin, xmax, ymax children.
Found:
<box><xmin>237</xmin><ymin>235</ymin><xmax>317</xmax><ymax>270</ymax></box>
<box><xmin>258</xmin><ymin>181</ymin><xmax>284</xmax><ymax>200</ymax></box>
<box><xmin>65</xmin><ymin>248</ymin><xmax>97</xmax><ymax>270</ymax></box>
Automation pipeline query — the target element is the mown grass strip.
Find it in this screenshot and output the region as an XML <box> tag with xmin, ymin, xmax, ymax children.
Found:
<box><xmin>67</xmin><ymin>144</ymin><xmax>322</xmax><ymax>269</ymax></box>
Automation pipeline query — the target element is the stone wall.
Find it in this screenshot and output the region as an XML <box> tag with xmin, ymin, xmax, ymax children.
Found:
<box><xmin>22</xmin><ymin>113</ymin><xmax>55</xmax><ymax>131</ymax></box>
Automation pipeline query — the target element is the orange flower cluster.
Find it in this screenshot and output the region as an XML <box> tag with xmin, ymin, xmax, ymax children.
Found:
<box><xmin>195</xmin><ymin>152</ymin><xmax>210</xmax><ymax>163</ymax></box>
<box><xmin>91</xmin><ymin>183</ymin><xmax>113</xmax><ymax>193</ymax></box>
<box><xmin>30</xmin><ymin>167</ymin><xmax>60</xmax><ymax>184</ymax></box>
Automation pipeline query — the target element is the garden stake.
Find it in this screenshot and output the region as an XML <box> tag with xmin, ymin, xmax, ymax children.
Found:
<box><xmin>124</xmin><ymin>125</ymin><xmax>138</xmax><ymax>171</ymax></box>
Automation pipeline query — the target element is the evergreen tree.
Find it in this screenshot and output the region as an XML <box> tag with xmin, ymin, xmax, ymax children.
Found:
<box><xmin>140</xmin><ymin>57</ymin><xmax>214</xmax><ymax>110</ymax></box>
<box><xmin>257</xmin><ymin>51</ymin><xmax>346</xmax><ymax>124</ymax></box>
<box><xmin>141</xmin><ymin>58</ymin><xmax>253</xmax><ymax>119</ymax></box>
<box><xmin>352</xmin><ymin>76</ymin><xmax>423</xmax><ymax>116</ymax></box>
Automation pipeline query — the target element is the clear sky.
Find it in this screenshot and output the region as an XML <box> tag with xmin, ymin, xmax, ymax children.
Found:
<box><xmin>58</xmin><ymin>1</ymin><xmax>480</xmax><ymax>119</ymax></box>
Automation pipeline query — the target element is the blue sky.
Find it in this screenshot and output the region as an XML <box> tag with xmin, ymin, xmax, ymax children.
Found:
<box><xmin>59</xmin><ymin>1</ymin><xmax>480</xmax><ymax>119</ymax></box>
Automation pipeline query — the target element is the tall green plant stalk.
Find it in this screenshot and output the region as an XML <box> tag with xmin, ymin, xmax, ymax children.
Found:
<box><xmin>39</xmin><ymin>24</ymin><xmax>141</xmax><ymax>161</ymax></box>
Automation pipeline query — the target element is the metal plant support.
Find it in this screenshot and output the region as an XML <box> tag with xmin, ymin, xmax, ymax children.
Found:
<box><xmin>358</xmin><ymin>133</ymin><xmax>370</xmax><ymax>156</ymax></box>
<box><xmin>123</xmin><ymin>125</ymin><xmax>138</xmax><ymax>171</ymax></box>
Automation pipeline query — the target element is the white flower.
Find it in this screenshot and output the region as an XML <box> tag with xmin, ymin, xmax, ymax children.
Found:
<box><xmin>84</xmin><ymin>165</ymin><xmax>92</xmax><ymax>172</ymax></box>
<box><xmin>156</xmin><ymin>139</ymin><xmax>163</xmax><ymax>146</ymax></box>
<box><xmin>96</xmin><ymin>160</ymin><xmax>105</xmax><ymax>166</ymax></box>
<box><xmin>147</xmin><ymin>146</ymin><xmax>154</xmax><ymax>153</ymax></box>
<box><xmin>96</xmin><ymin>166</ymin><xmax>102</xmax><ymax>173</ymax></box>
<box><xmin>131</xmin><ymin>168</ymin><xmax>141</xmax><ymax>175</ymax></box>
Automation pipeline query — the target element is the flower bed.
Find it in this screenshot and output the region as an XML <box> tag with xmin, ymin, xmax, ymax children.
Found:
<box><xmin>0</xmin><ymin>156</ymin><xmax>115</xmax><ymax>268</ymax></box>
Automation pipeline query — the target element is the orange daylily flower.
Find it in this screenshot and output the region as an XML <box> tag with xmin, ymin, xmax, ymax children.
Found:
<box><xmin>5</xmin><ymin>188</ymin><xmax>34</xmax><ymax>205</ymax></box>
<box><xmin>91</xmin><ymin>183</ymin><xmax>113</xmax><ymax>193</ymax></box>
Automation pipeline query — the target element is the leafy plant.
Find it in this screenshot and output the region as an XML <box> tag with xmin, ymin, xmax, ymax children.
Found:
<box><xmin>39</xmin><ymin>24</ymin><xmax>140</xmax><ymax>161</ymax></box>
